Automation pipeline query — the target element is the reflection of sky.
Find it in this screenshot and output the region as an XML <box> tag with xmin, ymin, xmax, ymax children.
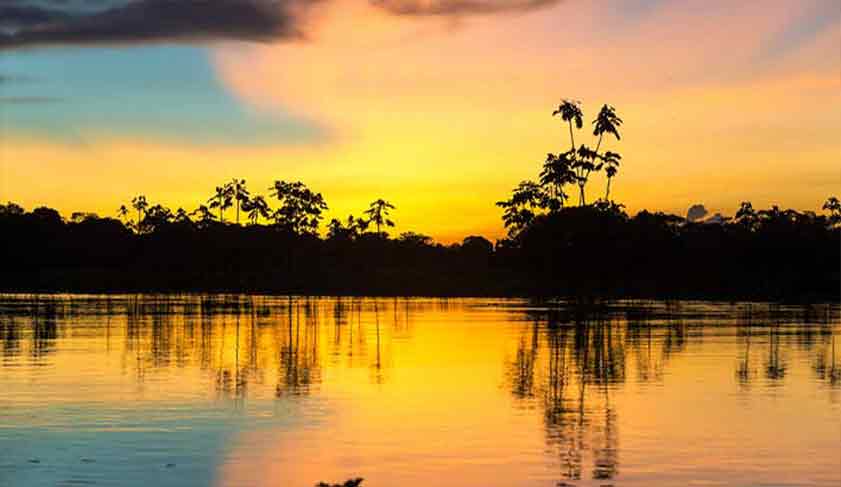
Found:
<box><xmin>0</xmin><ymin>297</ymin><xmax>839</xmax><ymax>487</ymax></box>
<box><xmin>0</xmin><ymin>398</ymin><xmax>326</xmax><ymax>487</ymax></box>
<box><xmin>0</xmin><ymin>46</ymin><xmax>325</xmax><ymax>145</ymax></box>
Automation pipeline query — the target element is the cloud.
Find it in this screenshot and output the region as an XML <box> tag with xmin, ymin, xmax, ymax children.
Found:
<box><xmin>0</xmin><ymin>0</ymin><xmax>565</xmax><ymax>50</ymax></box>
<box><xmin>686</xmin><ymin>204</ymin><xmax>708</xmax><ymax>222</ymax></box>
<box><xmin>0</xmin><ymin>0</ymin><xmax>318</xmax><ymax>49</ymax></box>
<box><xmin>369</xmin><ymin>0</ymin><xmax>561</xmax><ymax>16</ymax></box>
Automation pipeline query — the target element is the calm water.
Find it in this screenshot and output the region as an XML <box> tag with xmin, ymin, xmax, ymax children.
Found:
<box><xmin>0</xmin><ymin>295</ymin><xmax>839</xmax><ymax>487</ymax></box>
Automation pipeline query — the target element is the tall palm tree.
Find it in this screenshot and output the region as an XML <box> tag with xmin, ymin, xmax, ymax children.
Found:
<box><xmin>131</xmin><ymin>195</ymin><xmax>148</xmax><ymax>232</ymax></box>
<box><xmin>229</xmin><ymin>178</ymin><xmax>250</xmax><ymax>225</ymax></box>
<box><xmin>553</xmin><ymin>99</ymin><xmax>583</xmax><ymax>150</ymax></box>
<box><xmin>592</xmin><ymin>104</ymin><xmax>623</xmax><ymax>153</ymax></box>
<box><xmin>364</xmin><ymin>199</ymin><xmax>395</xmax><ymax>234</ymax></box>
<box><xmin>208</xmin><ymin>185</ymin><xmax>233</xmax><ymax>223</ymax></box>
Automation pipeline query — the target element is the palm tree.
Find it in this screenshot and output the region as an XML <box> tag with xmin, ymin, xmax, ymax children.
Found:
<box><xmin>131</xmin><ymin>195</ymin><xmax>148</xmax><ymax>233</ymax></box>
<box><xmin>601</xmin><ymin>151</ymin><xmax>622</xmax><ymax>200</ymax></box>
<box><xmin>244</xmin><ymin>195</ymin><xmax>271</xmax><ymax>225</ymax></box>
<box><xmin>117</xmin><ymin>204</ymin><xmax>129</xmax><ymax>222</ymax></box>
<box><xmin>229</xmin><ymin>179</ymin><xmax>250</xmax><ymax>225</ymax></box>
<box><xmin>364</xmin><ymin>199</ymin><xmax>395</xmax><ymax>235</ymax></box>
<box><xmin>592</xmin><ymin>104</ymin><xmax>622</xmax><ymax>153</ymax></box>
<box><xmin>208</xmin><ymin>185</ymin><xmax>233</xmax><ymax>223</ymax></box>
<box><xmin>553</xmin><ymin>99</ymin><xmax>583</xmax><ymax>150</ymax></box>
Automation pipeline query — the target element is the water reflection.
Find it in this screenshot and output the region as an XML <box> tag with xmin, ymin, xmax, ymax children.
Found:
<box><xmin>0</xmin><ymin>296</ymin><xmax>838</xmax><ymax>487</ymax></box>
<box><xmin>504</xmin><ymin>301</ymin><xmax>840</xmax><ymax>483</ymax></box>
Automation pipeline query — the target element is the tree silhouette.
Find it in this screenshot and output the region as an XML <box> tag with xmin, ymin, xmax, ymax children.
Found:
<box><xmin>117</xmin><ymin>204</ymin><xmax>129</xmax><ymax>222</ymax></box>
<box><xmin>593</xmin><ymin>104</ymin><xmax>623</xmax><ymax>152</ymax></box>
<box><xmin>174</xmin><ymin>207</ymin><xmax>192</xmax><ymax>224</ymax></box>
<box><xmin>548</xmin><ymin>101</ymin><xmax>623</xmax><ymax>206</ymax></box>
<box><xmin>269</xmin><ymin>180</ymin><xmax>328</xmax><ymax>235</ymax></box>
<box><xmin>208</xmin><ymin>185</ymin><xmax>233</xmax><ymax>223</ymax></box>
<box><xmin>496</xmin><ymin>180</ymin><xmax>550</xmax><ymax>238</ymax></box>
<box><xmin>131</xmin><ymin>195</ymin><xmax>148</xmax><ymax>233</ymax></box>
<box><xmin>141</xmin><ymin>204</ymin><xmax>173</xmax><ymax>232</ymax></box>
<box><xmin>190</xmin><ymin>204</ymin><xmax>217</xmax><ymax>228</ymax></box>
<box><xmin>364</xmin><ymin>199</ymin><xmax>396</xmax><ymax>235</ymax></box>
<box><xmin>601</xmin><ymin>151</ymin><xmax>622</xmax><ymax>200</ymax></box>
<box><xmin>553</xmin><ymin>99</ymin><xmax>583</xmax><ymax>151</ymax></box>
<box><xmin>229</xmin><ymin>179</ymin><xmax>250</xmax><ymax>225</ymax></box>
<box><xmin>824</xmin><ymin>196</ymin><xmax>841</xmax><ymax>228</ymax></box>
<box><xmin>539</xmin><ymin>152</ymin><xmax>577</xmax><ymax>209</ymax></box>
<box><xmin>243</xmin><ymin>195</ymin><xmax>271</xmax><ymax>225</ymax></box>
<box><xmin>327</xmin><ymin>215</ymin><xmax>368</xmax><ymax>240</ymax></box>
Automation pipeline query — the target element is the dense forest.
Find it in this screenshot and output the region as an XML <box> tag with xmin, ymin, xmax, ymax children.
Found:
<box><xmin>2</xmin><ymin>101</ymin><xmax>838</xmax><ymax>300</ymax></box>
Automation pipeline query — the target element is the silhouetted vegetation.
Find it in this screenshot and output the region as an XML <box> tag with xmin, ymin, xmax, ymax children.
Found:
<box><xmin>1</xmin><ymin>101</ymin><xmax>838</xmax><ymax>300</ymax></box>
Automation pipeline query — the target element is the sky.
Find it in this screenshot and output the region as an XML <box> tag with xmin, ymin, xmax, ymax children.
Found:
<box><xmin>1</xmin><ymin>0</ymin><xmax>839</xmax><ymax>241</ymax></box>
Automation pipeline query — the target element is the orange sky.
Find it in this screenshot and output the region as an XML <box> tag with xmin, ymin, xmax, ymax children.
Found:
<box><xmin>2</xmin><ymin>0</ymin><xmax>839</xmax><ymax>242</ymax></box>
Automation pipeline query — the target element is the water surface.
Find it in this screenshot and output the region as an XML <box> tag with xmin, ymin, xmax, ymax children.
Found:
<box><xmin>0</xmin><ymin>295</ymin><xmax>839</xmax><ymax>486</ymax></box>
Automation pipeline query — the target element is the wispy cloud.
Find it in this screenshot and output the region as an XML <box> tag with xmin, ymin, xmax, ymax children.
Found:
<box><xmin>369</xmin><ymin>0</ymin><xmax>561</xmax><ymax>16</ymax></box>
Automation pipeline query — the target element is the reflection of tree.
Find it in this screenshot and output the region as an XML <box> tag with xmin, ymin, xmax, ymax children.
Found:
<box><xmin>507</xmin><ymin>311</ymin><xmax>625</xmax><ymax>482</ymax></box>
<box><xmin>1</xmin><ymin>318</ymin><xmax>21</xmax><ymax>361</ymax></box>
<box><xmin>32</xmin><ymin>300</ymin><xmax>58</xmax><ymax>361</ymax></box>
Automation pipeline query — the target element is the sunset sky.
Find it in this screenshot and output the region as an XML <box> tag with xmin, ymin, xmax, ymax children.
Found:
<box><xmin>1</xmin><ymin>0</ymin><xmax>839</xmax><ymax>241</ymax></box>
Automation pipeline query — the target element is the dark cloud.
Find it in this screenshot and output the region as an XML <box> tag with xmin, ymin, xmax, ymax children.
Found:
<box><xmin>369</xmin><ymin>0</ymin><xmax>561</xmax><ymax>16</ymax></box>
<box><xmin>0</xmin><ymin>0</ymin><xmax>561</xmax><ymax>50</ymax></box>
<box><xmin>0</xmin><ymin>0</ymin><xmax>317</xmax><ymax>49</ymax></box>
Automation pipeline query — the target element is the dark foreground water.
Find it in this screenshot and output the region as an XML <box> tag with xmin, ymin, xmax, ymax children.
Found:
<box><xmin>0</xmin><ymin>295</ymin><xmax>838</xmax><ymax>487</ymax></box>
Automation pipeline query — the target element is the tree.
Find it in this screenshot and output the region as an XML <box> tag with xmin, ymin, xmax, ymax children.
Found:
<box><xmin>735</xmin><ymin>201</ymin><xmax>758</xmax><ymax>231</ymax></box>
<box><xmin>208</xmin><ymin>185</ymin><xmax>233</xmax><ymax>223</ymax></box>
<box><xmin>191</xmin><ymin>205</ymin><xmax>217</xmax><ymax>228</ymax></box>
<box><xmin>823</xmin><ymin>196</ymin><xmax>841</xmax><ymax>228</ymax></box>
<box><xmin>550</xmin><ymin>101</ymin><xmax>624</xmax><ymax>206</ymax></box>
<box><xmin>131</xmin><ymin>195</ymin><xmax>148</xmax><ymax>233</ymax></box>
<box><xmin>174</xmin><ymin>207</ymin><xmax>192</xmax><ymax>224</ymax></box>
<box><xmin>141</xmin><ymin>204</ymin><xmax>173</xmax><ymax>232</ymax></box>
<box><xmin>243</xmin><ymin>195</ymin><xmax>271</xmax><ymax>225</ymax></box>
<box><xmin>601</xmin><ymin>151</ymin><xmax>622</xmax><ymax>200</ymax></box>
<box><xmin>539</xmin><ymin>152</ymin><xmax>577</xmax><ymax>209</ymax></box>
<box><xmin>553</xmin><ymin>99</ymin><xmax>583</xmax><ymax>150</ymax></box>
<box><xmin>228</xmin><ymin>178</ymin><xmax>250</xmax><ymax>225</ymax></box>
<box><xmin>0</xmin><ymin>202</ymin><xmax>24</xmax><ymax>216</ymax></box>
<box><xmin>268</xmin><ymin>180</ymin><xmax>328</xmax><ymax>235</ymax></box>
<box><xmin>117</xmin><ymin>204</ymin><xmax>129</xmax><ymax>222</ymax></box>
<box><xmin>364</xmin><ymin>199</ymin><xmax>396</xmax><ymax>235</ymax></box>
<box><xmin>572</xmin><ymin>145</ymin><xmax>601</xmax><ymax>206</ymax></box>
<box><xmin>327</xmin><ymin>214</ymin><xmax>367</xmax><ymax>240</ymax></box>
<box><xmin>592</xmin><ymin>104</ymin><xmax>623</xmax><ymax>152</ymax></box>
<box><xmin>397</xmin><ymin>231</ymin><xmax>432</xmax><ymax>246</ymax></box>
<box><xmin>496</xmin><ymin>180</ymin><xmax>550</xmax><ymax>238</ymax></box>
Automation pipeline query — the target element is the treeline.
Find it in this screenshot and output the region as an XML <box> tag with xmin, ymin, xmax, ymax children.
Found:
<box><xmin>2</xmin><ymin>100</ymin><xmax>838</xmax><ymax>300</ymax></box>
<box><xmin>1</xmin><ymin>196</ymin><xmax>837</xmax><ymax>300</ymax></box>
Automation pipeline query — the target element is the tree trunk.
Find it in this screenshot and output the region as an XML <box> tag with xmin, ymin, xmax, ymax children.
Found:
<box><xmin>568</xmin><ymin>122</ymin><xmax>575</xmax><ymax>151</ymax></box>
<box><xmin>605</xmin><ymin>177</ymin><xmax>612</xmax><ymax>201</ymax></box>
<box><xmin>579</xmin><ymin>184</ymin><xmax>586</xmax><ymax>206</ymax></box>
